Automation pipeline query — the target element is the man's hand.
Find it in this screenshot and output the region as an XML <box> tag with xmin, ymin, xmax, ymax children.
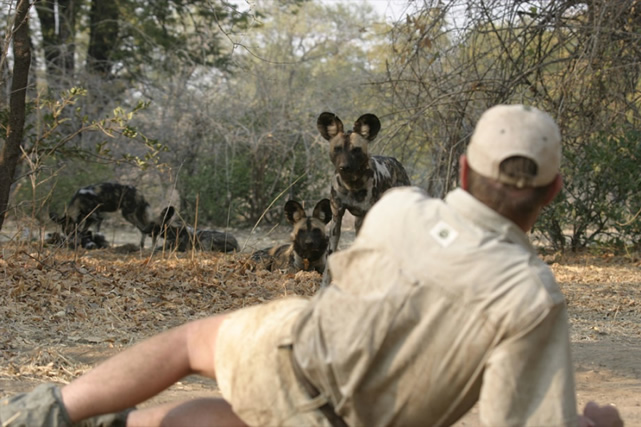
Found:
<box><xmin>578</xmin><ymin>401</ymin><xmax>624</xmax><ymax>427</ymax></box>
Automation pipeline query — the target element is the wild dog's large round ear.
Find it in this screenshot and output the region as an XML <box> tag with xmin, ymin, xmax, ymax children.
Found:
<box><xmin>313</xmin><ymin>199</ymin><xmax>332</xmax><ymax>225</ymax></box>
<box><xmin>354</xmin><ymin>114</ymin><xmax>381</xmax><ymax>141</ymax></box>
<box><xmin>317</xmin><ymin>112</ymin><xmax>343</xmax><ymax>140</ymax></box>
<box><xmin>284</xmin><ymin>200</ymin><xmax>306</xmax><ymax>225</ymax></box>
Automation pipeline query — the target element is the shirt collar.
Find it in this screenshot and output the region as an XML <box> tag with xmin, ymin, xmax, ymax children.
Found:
<box><xmin>445</xmin><ymin>188</ymin><xmax>536</xmax><ymax>254</ymax></box>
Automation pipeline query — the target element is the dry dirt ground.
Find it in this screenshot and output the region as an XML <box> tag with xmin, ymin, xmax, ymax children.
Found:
<box><xmin>0</xmin><ymin>220</ymin><xmax>640</xmax><ymax>426</ymax></box>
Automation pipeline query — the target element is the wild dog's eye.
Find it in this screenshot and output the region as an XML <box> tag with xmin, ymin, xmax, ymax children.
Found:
<box><xmin>351</xmin><ymin>147</ymin><xmax>362</xmax><ymax>154</ymax></box>
<box><xmin>334</xmin><ymin>146</ymin><xmax>343</xmax><ymax>153</ymax></box>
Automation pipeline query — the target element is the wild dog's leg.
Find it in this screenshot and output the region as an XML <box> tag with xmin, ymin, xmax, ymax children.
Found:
<box><xmin>328</xmin><ymin>206</ymin><xmax>345</xmax><ymax>256</ymax></box>
<box><xmin>354</xmin><ymin>215</ymin><xmax>364</xmax><ymax>235</ymax></box>
<box><xmin>95</xmin><ymin>213</ymin><xmax>104</xmax><ymax>232</ymax></box>
<box><xmin>320</xmin><ymin>264</ymin><xmax>332</xmax><ymax>288</ymax></box>
<box><xmin>129</xmin><ymin>205</ymin><xmax>151</xmax><ymax>249</ymax></box>
<box><xmin>137</xmin><ymin>203</ymin><xmax>152</xmax><ymax>249</ymax></box>
<box><xmin>323</xmin><ymin>204</ymin><xmax>344</xmax><ymax>288</ymax></box>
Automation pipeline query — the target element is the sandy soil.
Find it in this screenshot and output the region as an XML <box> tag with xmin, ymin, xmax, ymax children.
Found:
<box><xmin>0</xmin><ymin>219</ymin><xmax>639</xmax><ymax>426</ymax></box>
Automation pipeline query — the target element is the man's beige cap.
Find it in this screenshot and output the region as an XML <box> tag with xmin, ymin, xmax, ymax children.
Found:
<box><xmin>467</xmin><ymin>104</ymin><xmax>561</xmax><ymax>187</ymax></box>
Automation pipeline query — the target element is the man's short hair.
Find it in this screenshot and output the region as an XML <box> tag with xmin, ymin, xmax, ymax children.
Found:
<box><xmin>467</xmin><ymin>105</ymin><xmax>561</xmax><ymax>188</ymax></box>
<box><xmin>467</xmin><ymin>156</ymin><xmax>554</xmax><ymax>219</ymax></box>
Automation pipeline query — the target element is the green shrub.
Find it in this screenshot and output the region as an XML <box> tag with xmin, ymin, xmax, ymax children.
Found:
<box><xmin>535</xmin><ymin>128</ymin><xmax>641</xmax><ymax>251</ymax></box>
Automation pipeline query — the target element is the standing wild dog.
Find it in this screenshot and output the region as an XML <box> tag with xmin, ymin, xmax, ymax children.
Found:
<box><xmin>49</xmin><ymin>182</ymin><xmax>174</xmax><ymax>248</ymax></box>
<box><xmin>154</xmin><ymin>224</ymin><xmax>240</xmax><ymax>253</ymax></box>
<box><xmin>317</xmin><ymin>112</ymin><xmax>411</xmax><ymax>256</ymax></box>
<box><xmin>252</xmin><ymin>199</ymin><xmax>332</xmax><ymax>273</ymax></box>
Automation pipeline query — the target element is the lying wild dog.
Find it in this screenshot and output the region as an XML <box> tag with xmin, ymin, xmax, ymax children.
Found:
<box><xmin>45</xmin><ymin>230</ymin><xmax>109</xmax><ymax>250</ymax></box>
<box><xmin>49</xmin><ymin>182</ymin><xmax>174</xmax><ymax>248</ymax></box>
<box><xmin>251</xmin><ymin>199</ymin><xmax>332</xmax><ymax>273</ymax></box>
<box><xmin>154</xmin><ymin>223</ymin><xmax>240</xmax><ymax>253</ymax></box>
<box><xmin>317</xmin><ymin>112</ymin><xmax>411</xmax><ymax>256</ymax></box>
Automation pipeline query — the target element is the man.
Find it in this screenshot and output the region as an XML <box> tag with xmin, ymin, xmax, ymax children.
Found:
<box><xmin>1</xmin><ymin>105</ymin><xmax>623</xmax><ymax>427</ymax></box>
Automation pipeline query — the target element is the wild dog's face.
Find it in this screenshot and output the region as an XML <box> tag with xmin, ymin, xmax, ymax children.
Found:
<box><xmin>285</xmin><ymin>199</ymin><xmax>332</xmax><ymax>265</ymax></box>
<box><xmin>155</xmin><ymin>223</ymin><xmax>192</xmax><ymax>252</ymax></box>
<box><xmin>143</xmin><ymin>206</ymin><xmax>176</xmax><ymax>239</ymax></box>
<box><xmin>317</xmin><ymin>112</ymin><xmax>381</xmax><ymax>187</ymax></box>
<box><xmin>49</xmin><ymin>212</ymin><xmax>78</xmax><ymax>235</ymax></box>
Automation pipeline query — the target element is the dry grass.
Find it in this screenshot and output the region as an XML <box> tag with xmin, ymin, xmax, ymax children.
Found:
<box><xmin>0</xmin><ymin>239</ymin><xmax>639</xmax><ymax>389</ymax></box>
<box><xmin>0</xmin><ymin>242</ymin><xmax>320</xmax><ymax>385</ymax></box>
<box><xmin>547</xmin><ymin>252</ymin><xmax>641</xmax><ymax>343</ymax></box>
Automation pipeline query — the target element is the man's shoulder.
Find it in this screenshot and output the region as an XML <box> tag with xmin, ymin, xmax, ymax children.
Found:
<box><xmin>381</xmin><ymin>185</ymin><xmax>429</xmax><ymax>201</ymax></box>
<box><xmin>363</xmin><ymin>186</ymin><xmax>438</xmax><ymax>232</ymax></box>
<box><xmin>491</xmin><ymin>251</ymin><xmax>566</xmax><ymax>325</ymax></box>
<box><xmin>527</xmin><ymin>256</ymin><xmax>566</xmax><ymax>305</ymax></box>
<box><xmin>373</xmin><ymin>186</ymin><xmax>435</xmax><ymax>214</ymax></box>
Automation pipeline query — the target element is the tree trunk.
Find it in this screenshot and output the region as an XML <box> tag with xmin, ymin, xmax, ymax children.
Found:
<box><xmin>0</xmin><ymin>0</ymin><xmax>32</xmax><ymax>231</ymax></box>
<box><xmin>36</xmin><ymin>0</ymin><xmax>77</xmax><ymax>80</ymax></box>
<box><xmin>87</xmin><ymin>0</ymin><xmax>120</xmax><ymax>76</ymax></box>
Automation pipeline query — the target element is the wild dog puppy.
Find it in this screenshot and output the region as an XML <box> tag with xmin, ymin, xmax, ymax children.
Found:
<box><xmin>251</xmin><ymin>199</ymin><xmax>332</xmax><ymax>273</ymax></box>
<box><xmin>317</xmin><ymin>112</ymin><xmax>411</xmax><ymax>256</ymax></box>
<box><xmin>156</xmin><ymin>224</ymin><xmax>240</xmax><ymax>253</ymax></box>
<box><xmin>49</xmin><ymin>182</ymin><xmax>174</xmax><ymax>248</ymax></box>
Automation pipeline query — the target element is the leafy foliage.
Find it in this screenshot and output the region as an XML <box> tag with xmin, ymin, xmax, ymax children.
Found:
<box><xmin>382</xmin><ymin>0</ymin><xmax>641</xmax><ymax>252</ymax></box>
<box><xmin>537</xmin><ymin>129</ymin><xmax>641</xmax><ymax>251</ymax></box>
<box><xmin>4</xmin><ymin>0</ymin><xmax>641</xmax><ymax>251</ymax></box>
<box><xmin>5</xmin><ymin>88</ymin><xmax>168</xmax><ymax>222</ymax></box>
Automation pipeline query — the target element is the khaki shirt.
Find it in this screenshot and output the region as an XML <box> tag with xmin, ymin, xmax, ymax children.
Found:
<box><xmin>292</xmin><ymin>187</ymin><xmax>577</xmax><ymax>426</ymax></box>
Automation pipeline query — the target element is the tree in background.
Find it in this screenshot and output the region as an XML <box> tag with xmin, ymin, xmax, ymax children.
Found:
<box><xmin>3</xmin><ymin>0</ymin><xmax>641</xmax><ymax>252</ymax></box>
<box><xmin>383</xmin><ymin>0</ymin><xmax>641</xmax><ymax>250</ymax></box>
<box><xmin>0</xmin><ymin>0</ymin><xmax>254</xmax><ymax>232</ymax></box>
<box><xmin>0</xmin><ymin>0</ymin><xmax>31</xmax><ymax>231</ymax></box>
<box><xmin>144</xmin><ymin>0</ymin><xmax>386</xmax><ymax>225</ymax></box>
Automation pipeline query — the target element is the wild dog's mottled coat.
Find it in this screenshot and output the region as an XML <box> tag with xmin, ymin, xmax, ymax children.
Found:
<box><xmin>156</xmin><ymin>224</ymin><xmax>239</xmax><ymax>253</ymax></box>
<box><xmin>49</xmin><ymin>182</ymin><xmax>174</xmax><ymax>248</ymax></box>
<box><xmin>252</xmin><ymin>199</ymin><xmax>332</xmax><ymax>273</ymax></box>
<box><xmin>317</xmin><ymin>112</ymin><xmax>411</xmax><ymax>256</ymax></box>
<box><xmin>45</xmin><ymin>230</ymin><xmax>109</xmax><ymax>250</ymax></box>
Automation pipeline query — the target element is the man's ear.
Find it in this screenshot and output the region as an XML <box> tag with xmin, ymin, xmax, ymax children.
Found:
<box><xmin>543</xmin><ymin>174</ymin><xmax>563</xmax><ymax>206</ymax></box>
<box><xmin>459</xmin><ymin>154</ymin><xmax>470</xmax><ymax>190</ymax></box>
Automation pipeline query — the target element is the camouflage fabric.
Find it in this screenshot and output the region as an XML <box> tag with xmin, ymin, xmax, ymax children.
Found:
<box><xmin>0</xmin><ymin>383</ymin><xmax>133</xmax><ymax>427</ymax></box>
<box><xmin>0</xmin><ymin>383</ymin><xmax>72</xmax><ymax>427</ymax></box>
<box><xmin>74</xmin><ymin>410</ymin><xmax>132</xmax><ymax>427</ymax></box>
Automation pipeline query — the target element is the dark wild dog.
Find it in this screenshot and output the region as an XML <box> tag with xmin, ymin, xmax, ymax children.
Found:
<box><xmin>45</xmin><ymin>230</ymin><xmax>109</xmax><ymax>250</ymax></box>
<box><xmin>155</xmin><ymin>224</ymin><xmax>240</xmax><ymax>253</ymax></box>
<box><xmin>317</xmin><ymin>112</ymin><xmax>411</xmax><ymax>256</ymax></box>
<box><xmin>252</xmin><ymin>199</ymin><xmax>332</xmax><ymax>274</ymax></box>
<box><xmin>49</xmin><ymin>182</ymin><xmax>174</xmax><ymax>248</ymax></box>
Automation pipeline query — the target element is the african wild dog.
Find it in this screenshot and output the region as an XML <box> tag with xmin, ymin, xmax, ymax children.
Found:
<box><xmin>49</xmin><ymin>182</ymin><xmax>174</xmax><ymax>248</ymax></box>
<box><xmin>317</xmin><ymin>112</ymin><xmax>411</xmax><ymax>257</ymax></box>
<box><xmin>45</xmin><ymin>230</ymin><xmax>109</xmax><ymax>250</ymax></box>
<box><xmin>154</xmin><ymin>223</ymin><xmax>240</xmax><ymax>253</ymax></box>
<box><xmin>251</xmin><ymin>198</ymin><xmax>332</xmax><ymax>274</ymax></box>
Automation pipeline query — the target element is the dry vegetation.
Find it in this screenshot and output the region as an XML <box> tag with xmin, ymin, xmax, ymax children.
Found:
<box><xmin>0</xmin><ymin>230</ymin><xmax>640</xmax><ymax>424</ymax></box>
